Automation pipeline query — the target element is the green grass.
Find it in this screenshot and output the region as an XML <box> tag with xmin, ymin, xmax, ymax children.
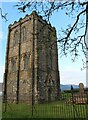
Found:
<box><xmin>2</xmin><ymin>101</ymin><xmax>88</xmax><ymax>118</ymax></box>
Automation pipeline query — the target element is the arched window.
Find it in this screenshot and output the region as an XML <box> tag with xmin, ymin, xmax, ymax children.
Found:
<box><xmin>24</xmin><ymin>55</ymin><xmax>29</xmax><ymax>70</ymax></box>
<box><xmin>11</xmin><ymin>58</ymin><xmax>16</xmax><ymax>71</ymax></box>
<box><xmin>13</xmin><ymin>30</ymin><xmax>19</xmax><ymax>46</ymax></box>
<box><xmin>22</xmin><ymin>27</ymin><xmax>27</xmax><ymax>42</ymax></box>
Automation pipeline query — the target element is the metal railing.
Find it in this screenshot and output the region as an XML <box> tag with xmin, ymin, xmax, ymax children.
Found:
<box><xmin>1</xmin><ymin>89</ymin><xmax>88</xmax><ymax>119</ymax></box>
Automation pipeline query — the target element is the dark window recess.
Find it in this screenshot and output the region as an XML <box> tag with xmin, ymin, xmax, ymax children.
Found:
<box><xmin>11</xmin><ymin>58</ymin><xmax>16</xmax><ymax>71</ymax></box>
<box><xmin>22</xmin><ymin>27</ymin><xmax>27</xmax><ymax>42</ymax></box>
<box><xmin>13</xmin><ymin>30</ymin><xmax>19</xmax><ymax>46</ymax></box>
<box><xmin>24</xmin><ymin>55</ymin><xmax>29</xmax><ymax>70</ymax></box>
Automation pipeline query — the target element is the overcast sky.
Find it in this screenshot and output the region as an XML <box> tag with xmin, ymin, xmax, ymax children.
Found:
<box><xmin>0</xmin><ymin>1</ymin><xmax>86</xmax><ymax>86</ymax></box>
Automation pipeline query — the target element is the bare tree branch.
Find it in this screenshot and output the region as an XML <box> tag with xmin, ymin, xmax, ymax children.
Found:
<box><xmin>0</xmin><ymin>8</ymin><xmax>8</xmax><ymax>22</ymax></box>
<box><xmin>13</xmin><ymin>1</ymin><xmax>88</xmax><ymax>61</ymax></box>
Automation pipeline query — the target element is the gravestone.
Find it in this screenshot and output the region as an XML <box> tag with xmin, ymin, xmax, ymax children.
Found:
<box><xmin>67</xmin><ymin>83</ymin><xmax>86</xmax><ymax>104</ymax></box>
<box><xmin>79</xmin><ymin>83</ymin><xmax>84</xmax><ymax>95</ymax></box>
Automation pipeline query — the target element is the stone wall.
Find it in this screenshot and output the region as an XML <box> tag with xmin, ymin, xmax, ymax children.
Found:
<box><xmin>4</xmin><ymin>11</ymin><xmax>60</xmax><ymax>103</ymax></box>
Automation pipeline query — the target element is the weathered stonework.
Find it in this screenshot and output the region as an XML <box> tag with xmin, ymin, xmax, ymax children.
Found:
<box><xmin>3</xmin><ymin>11</ymin><xmax>60</xmax><ymax>104</ymax></box>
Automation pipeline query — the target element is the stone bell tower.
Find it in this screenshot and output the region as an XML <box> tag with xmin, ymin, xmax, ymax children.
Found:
<box><xmin>3</xmin><ymin>11</ymin><xmax>60</xmax><ymax>103</ymax></box>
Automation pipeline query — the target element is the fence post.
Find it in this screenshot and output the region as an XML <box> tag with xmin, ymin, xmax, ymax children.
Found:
<box><xmin>71</xmin><ymin>85</ymin><xmax>76</xmax><ymax>119</ymax></box>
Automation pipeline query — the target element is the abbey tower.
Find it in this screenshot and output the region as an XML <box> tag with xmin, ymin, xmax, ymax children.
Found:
<box><xmin>3</xmin><ymin>11</ymin><xmax>60</xmax><ymax>103</ymax></box>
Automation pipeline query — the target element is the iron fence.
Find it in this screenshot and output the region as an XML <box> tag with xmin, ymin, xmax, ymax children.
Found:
<box><xmin>1</xmin><ymin>89</ymin><xmax>88</xmax><ymax>119</ymax></box>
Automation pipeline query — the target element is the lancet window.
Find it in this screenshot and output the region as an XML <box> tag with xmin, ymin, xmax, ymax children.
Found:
<box><xmin>24</xmin><ymin>55</ymin><xmax>29</xmax><ymax>70</ymax></box>
<box><xmin>13</xmin><ymin>30</ymin><xmax>19</xmax><ymax>46</ymax></box>
<box><xmin>11</xmin><ymin>58</ymin><xmax>16</xmax><ymax>71</ymax></box>
<box><xmin>22</xmin><ymin>27</ymin><xmax>27</xmax><ymax>42</ymax></box>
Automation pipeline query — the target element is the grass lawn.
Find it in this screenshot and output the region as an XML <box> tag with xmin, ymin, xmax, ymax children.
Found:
<box><xmin>2</xmin><ymin>101</ymin><xmax>88</xmax><ymax>119</ymax></box>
